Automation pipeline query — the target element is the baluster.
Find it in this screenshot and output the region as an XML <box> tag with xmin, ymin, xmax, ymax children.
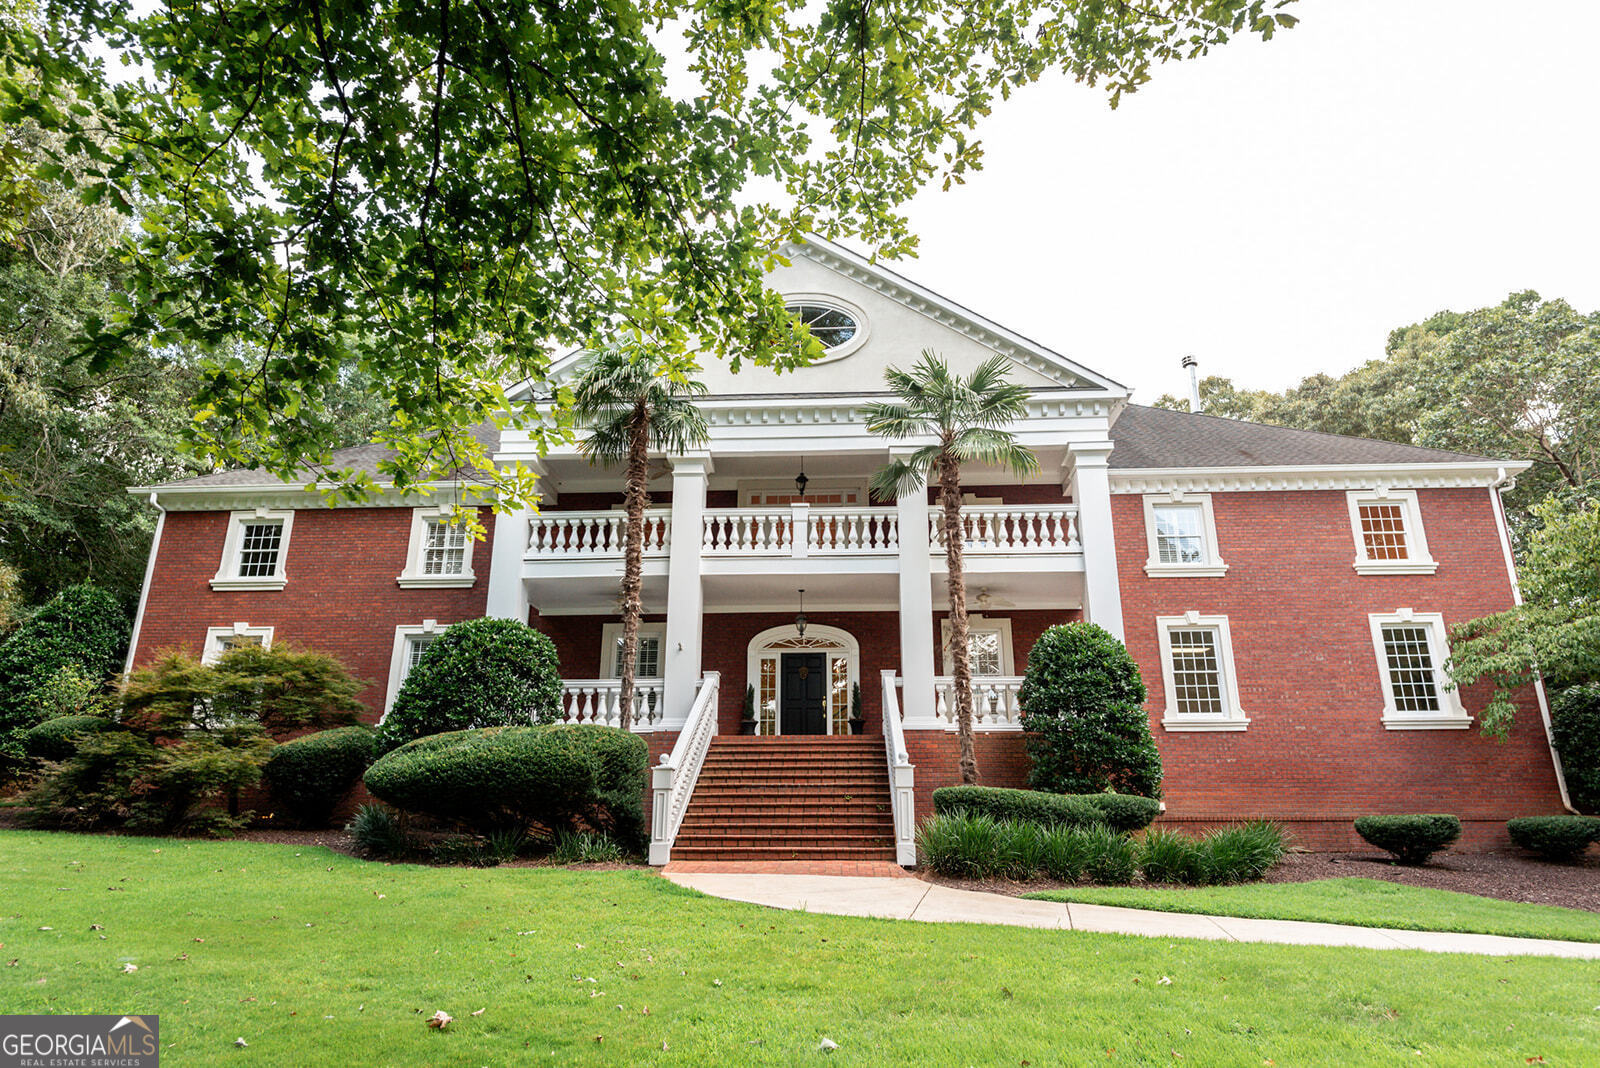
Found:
<box><xmin>1067</xmin><ymin>512</ymin><xmax>1081</xmax><ymax>551</ymax></box>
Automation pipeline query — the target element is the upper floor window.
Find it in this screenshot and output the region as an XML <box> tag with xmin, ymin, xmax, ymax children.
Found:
<box><xmin>1368</xmin><ymin>610</ymin><xmax>1468</xmax><ymax>729</ymax></box>
<box><xmin>211</xmin><ymin>509</ymin><xmax>294</xmax><ymax>591</ymax></box>
<box><xmin>397</xmin><ymin>507</ymin><xmax>477</xmax><ymax>588</ymax></box>
<box><xmin>1142</xmin><ymin>493</ymin><xmax>1227</xmax><ymax>577</ymax></box>
<box><xmin>1346</xmin><ymin>490</ymin><xmax>1437</xmax><ymax>575</ymax></box>
<box><xmin>1155</xmin><ymin>612</ymin><xmax>1249</xmax><ymax>731</ymax></box>
<box><xmin>203</xmin><ymin>623</ymin><xmax>274</xmax><ymax>664</ymax></box>
<box><xmin>782</xmin><ymin>294</ymin><xmax>868</xmax><ymax>360</ymax></box>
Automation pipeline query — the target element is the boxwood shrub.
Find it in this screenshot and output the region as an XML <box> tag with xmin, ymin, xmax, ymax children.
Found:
<box><xmin>1353</xmin><ymin>814</ymin><xmax>1461</xmax><ymax>864</ymax></box>
<box><xmin>1018</xmin><ymin>623</ymin><xmax>1162</xmax><ymax>798</ymax></box>
<box><xmin>1075</xmin><ymin>792</ymin><xmax>1162</xmax><ymax>833</ymax></box>
<box><xmin>263</xmin><ymin>726</ymin><xmax>378</xmax><ymax>827</ymax></box>
<box><xmin>364</xmin><ymin>724</ymin><xmax>649</xmax><ymax>847</ymax></box>
<box><xmin>1506</xmin><ymin>815</ymin><xmax>1600</xmax><ymax>861</ymax></box>
<box><xmin>932</xmin><ymin>785</ymin><xmax>1099</xmax><ymax>828</ymax></box>
<box><xmin>22</xmin><ymin>715</ymin><xmax>112</xmax><ymax>762</ymax></box>
<box><xmin>380</xmin><ymin>618</ymin><xmax>563</xmax><ymax>745</ymax></box>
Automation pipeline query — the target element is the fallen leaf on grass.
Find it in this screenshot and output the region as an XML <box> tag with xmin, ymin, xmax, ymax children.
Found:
<box><xmin>234</xmin><ymin>1038</ymin><xmax>248</xmax><ymax>1048</ymax></box>
<box><xmin>819</xmin><ymin>1037</ymin><xmax>839</xmax><ymax>1052</ymax></box>
<box><xmin>122</xmin><ymin>963</ymin><xmax>138</xmax><ymax>973</ymax></box>
<box><xmin>470</xmin><ymin>1008</ymin><xmax>485</xmax><ymax>1017</ymax></box>
<box><xmin>427</xmin><ymin>1011</ymin><xmax>452</xmax><ymax>1030</ymax></box>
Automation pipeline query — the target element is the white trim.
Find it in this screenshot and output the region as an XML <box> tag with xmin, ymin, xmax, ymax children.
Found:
<box><xmin>940</xmin><ymin>614</ymin><xmax>1016</xmax><ymax>675</ymax></box>
<box><xmin>1346</xmin><ymin>489</ymin><xmax>1437</xmax><ymax>575</ymax></box>
<box><xmin>736</xmin><ymin>478</ymin><xmax>869</xmax><ymax>506</ymax></box>
<box><xmin>1367</xmin><ymin>610</ymin><xmax>1471</xmax><ymax>729</ymax></box>
<box><xmin>384</xmin><ymin>620</ymin><xmax>444</xmax><ymax>715</ymax></box>
<box><xmin>211</xmin><ymin>508</ymin><xmax>294</xmax><ymax>590</ymax></box>
<box><xmin>123</xmin><ymin>497</ymin><xmax>166</xmax><ymax>674</ymax></box>
<box><xmin>1141</xmin><ymin>492</ymin><xmax>1228</xmax><ymax>578</ymax></box>
<box><xmin>129</xmin><ymin>480</ymin><xmax>498</xmax><ymax>513</ymax></box>
<box><xmin>1109</xmin><ymin>461</ymin><xmax>1530</xmax><ymax>495</ymax></box>
<box><xmin>600</xmin><ymin>622</ymin><xmax>667</xmax><ymax>678</ymax></box>
<box><xmin>746</xmin><ymin>623</ymin><xmax>859</xmax><ymax>736</ymax></box>
<box><xmin>396</xmin><ymin>507</ymin><xmax>478</xmax><ymax>588</ymax></box>
<box><xmin>781</xmin><ymin>291</ymin><xmax>870</xmax><ymax>363</ymax></box>
<box><xmin>202</xmin><ymin>623</ymin><xmax>275</xmax><ymax>665</ymax></box>
<box><xmin>1154</xmin><ymin>612</ymin><xmax>1251</xmax><ymax>732</ymax></box>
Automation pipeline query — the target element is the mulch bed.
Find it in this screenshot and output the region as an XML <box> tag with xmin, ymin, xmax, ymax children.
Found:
<box><xmin>920</xmin><ymin>850</ymin><xmax>1600</xmax><ymax>913</ymax></box>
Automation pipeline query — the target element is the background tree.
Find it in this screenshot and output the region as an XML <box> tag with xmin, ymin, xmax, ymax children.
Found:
<box><xmin>866</xmin><ymin>352</ymin><xmax>1039</xmax><ymax>784</ymax></box>
<box><xmin>1</xmin><ymin>0</ymin><xmax>1296</xmax><ymax>519</ymax></box>
<box><xmin>575</xmin><ymin>344</ymin><xmax>708</xmax><ymax>727</ymax></box>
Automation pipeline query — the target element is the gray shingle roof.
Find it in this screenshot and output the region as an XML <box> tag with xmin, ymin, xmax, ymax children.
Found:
<box><xmin>154</xmin><ymin>423</ymin><xmax>503</xmax><ymax>489</ymax></box>
<box><xmin>1108</xmin><ymin>404</ymin><xmax>1501</xmax><ymax>469</ymax></box>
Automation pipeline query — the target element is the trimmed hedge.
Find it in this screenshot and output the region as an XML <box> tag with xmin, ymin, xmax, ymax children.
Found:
<box><xmin>0</xmin><ymin>585</ymin><xmax>128</xmax><ymax>769</ymax></box>
<box><xmin>263</xmin><ymin>727</ymin><xmax>378</xmax><ymax>827</ymax></box>
<box><xmin>1551</xmin><ymin>684</ymin><xmax>1600</xmax><ymax>813</ymax></box>
<box><xmin>1076</xmin><ymin>793</ymin><xmax>1162</xmax><ymax>833</ymax></box>
<box><xmin>381</xmin><ymin>619</ymin><xmax>563</xmax><ymax>745</ymax></box>
<box><xmin>1506</xmin><ymin>815</ymin><xmax>1600</xmax><ymax>861</ymax></box>
<box><xmin>23</xmin><ymin>715</ymin><xmax>111</xmax><ymax>762</ymax></box>
<box><xmin>933</xmin><ymin>785</ymin><xmax>1099</xmax><ymax>828</ymax></box>
<box><xmin>1018</xmin><ymin>623</ymin><xmax>1162</xmax><ymax>798</ymax></box>
<box><xmin>1354</xmin><ymin>814</ymin><xmax>1461</xmax><ymax>864</ymax></box>
<box><xmin>364</xmin><ymin>725</ymin><xmax>648</xmax><ymax>846</ymax></box>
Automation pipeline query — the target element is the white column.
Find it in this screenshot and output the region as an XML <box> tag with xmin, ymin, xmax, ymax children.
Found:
<box><xmin>1066</xmin><ymin>440</ymin><xmax>1125</xmax><ymax>640</ymax></box>
<box><xmin>484</xmin><ymin>504</ymin><xmax>533</xmax><ymax>622</ymax></box>
<box><xmin>894</xmin><ymin>457</ymin><xmax>938</xmax><ymax>728</ymax></box>
<box><xmin>663</xmin><ymin>454</ymin><xmax>712</xmax><ymax>727</ymax></box>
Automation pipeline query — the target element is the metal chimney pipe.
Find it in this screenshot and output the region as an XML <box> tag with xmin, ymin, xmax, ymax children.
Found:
<box><xmin>1181</xmin><ymin>354</ymin><xmax>1201</xmax><ymax>413</ymax></box>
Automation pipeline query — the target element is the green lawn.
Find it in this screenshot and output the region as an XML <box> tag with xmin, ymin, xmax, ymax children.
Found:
<box><xmin>1024</xmin><ymin>877</ymin><xmax>1600</xmax><ymax>943</ymax></box>
<box><xmin>3</xmin><ymin>834</ymin><xmax>1599</xmax><ymax>1066</ymax></box>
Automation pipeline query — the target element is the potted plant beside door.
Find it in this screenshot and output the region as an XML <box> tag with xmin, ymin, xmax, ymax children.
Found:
<box><xmin>849</xmin><ymin>682</ymin><xmax>865</xmax><ymax>735</ymax></box>
<box><xmin>740</xmin><ymin>684</ymin><xmax>759</xmax><ymax>735</ymax></box>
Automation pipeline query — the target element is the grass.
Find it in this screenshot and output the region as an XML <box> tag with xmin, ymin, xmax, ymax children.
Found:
<box><xmin>1024</xmin><ymin>877</ymin><xmax>1600</xmax><ymax>943</ymax></box>
<box><xmin>3</xmin><ymin>832</ymin><xmax>1599</xmax><ymax>1066</ymax></box>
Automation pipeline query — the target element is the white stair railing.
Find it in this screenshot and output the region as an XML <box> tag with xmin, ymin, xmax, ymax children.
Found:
<box><xmin>648</xmin><ymin>671</ymin><xmax>720</xmax><ymax>866</ymax></box>
<box><xmin>558</xmin><ymin>679</ymin><xmax>666</xmax><ymax>731</ymax></box>
<box><xmin>881</xmin><ymin>670</ymin><xmax>918</xmax><ymax>866</ymax></box>
<box><xmin>931</xmin><ymin>675</ymin><xmax>1026</xmax><ymax>728</ymax></box>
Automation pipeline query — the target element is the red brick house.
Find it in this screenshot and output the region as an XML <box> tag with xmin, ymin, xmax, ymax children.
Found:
<box><xmin>126</xmin><ymin>239</ymin><xmax>1571</xmax><ymax>864</ymax></box>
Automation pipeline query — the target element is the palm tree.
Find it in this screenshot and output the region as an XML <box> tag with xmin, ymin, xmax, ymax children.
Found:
<box><xmin>574</xmin><ymin>345</ymin><xmax>709</xmax><ymax>728</ymax></box>
<box><xmin>864</xmin><ymin>351</ymin><xmax>1039</xmax><ymax>784</ymax></box>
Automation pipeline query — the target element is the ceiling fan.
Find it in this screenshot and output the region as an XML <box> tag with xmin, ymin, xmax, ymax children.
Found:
<box><xmin>973</xmin><ymin>586</ymin><xmax>1017</xmax><ymax>611</ymax></box>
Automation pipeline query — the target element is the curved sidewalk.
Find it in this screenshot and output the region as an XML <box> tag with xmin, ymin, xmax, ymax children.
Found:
<box><xmin>663</xmin><ymin>872</ymin><xmax>1600</xmax><ymax>959</ymax></box>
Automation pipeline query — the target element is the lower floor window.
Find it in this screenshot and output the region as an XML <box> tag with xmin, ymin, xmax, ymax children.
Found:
<box><xmin>1166</xmin><ymin>627</ymin><xmax>1225</xmax><ymax>717</ymax></box>
<box><xmin>1154</xmin><ymin>613</ymin><xmax>1249</xmax><ymax>731</ymax></box>
<box><xmin>1368</xmin><ymin>611</ymin><xmax>1468</xmax><ymax>728</ymax></box>
<box><xmin>202</xmin><ymin>624</ymin><xmax>274</xmax><ymax>664</ymax></box>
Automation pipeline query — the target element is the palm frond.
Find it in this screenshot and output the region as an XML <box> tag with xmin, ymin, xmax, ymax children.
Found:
<box><xmin>951</xmin><ymin>428</ymin><xmax>1041</xmax><ymax>476</ymax></box>
<box><xmin>870</xmin><ymin>451</ymin><xmax>940</xmax><ymax>501</ymax></box>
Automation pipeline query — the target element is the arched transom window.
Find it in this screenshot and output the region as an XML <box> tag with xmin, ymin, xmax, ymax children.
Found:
<box><xmin>747</xmin><ymin>624</ymin><xmax>859</xmax><ymax>736</ymax></box>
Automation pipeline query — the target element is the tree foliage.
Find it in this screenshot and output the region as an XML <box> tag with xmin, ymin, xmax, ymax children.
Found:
<box><xmin>2</xmin><ymin>0</ymin><xmax>1295</xmax><ymax>514</ymax></box>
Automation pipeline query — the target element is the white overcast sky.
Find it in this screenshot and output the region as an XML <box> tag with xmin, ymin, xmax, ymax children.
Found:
<box><xmin>870</xmin><ymin>0</ymin><xmax>1600</xmax><ymax>402</ymax></box>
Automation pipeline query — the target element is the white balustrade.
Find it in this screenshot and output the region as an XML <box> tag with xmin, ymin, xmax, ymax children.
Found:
<box><xmin>931</xmin><ymin>675</ymin><xmax>1026</xmax><ymax>728</ymax></box>
<box><xmin>808</xmin><ymin>507</ymin><xmax>898</xmax><ymax>553</ymax></box>
<box><xmin>702</xmin><ymin>508</ymin><xmax>793</xmax><ymax>554</ymax></box>
<box><xmin>881</xmin><ymin>671</ymin><xmax>918</xmax><ymax>866</ymax></box>
<box><xmin>527</xmin><ymin>510</ymin><xmax>671</xmax><ymax>558</ymax></box>
<box><xmin>928</xmin><ymin>504</ymin><xmax>1080</xmax><ymax>554</ymax></box>
<box><xmin>648</xmin><ymin>671</ymin><xmax>720</xmax><ymax>866</ymax></box>
<box><xmin>558</xmin><ymin>678</ymin><xmax>667</xmax><ymax>730</ymax></box>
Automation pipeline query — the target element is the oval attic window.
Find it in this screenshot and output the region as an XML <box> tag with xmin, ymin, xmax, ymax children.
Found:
<box><xmin>787</xmin><ymin>303</ymin><xmax>859</xmax><ymax>350</ymax></box>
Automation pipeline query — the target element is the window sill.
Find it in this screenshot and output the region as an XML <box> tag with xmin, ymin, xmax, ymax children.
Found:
<box><xmin>1145</xmin><ymin>563</ymin><xmax>1229</xmax><ymax>578</ymax></box>
<box><xmin>396</xmin><ymin>574</ymin><xmax>477</xmax><ymax>589</ymax></box>
<box><xmin>1354</xmin><ymin>560</ymin><xmax>1438</xmax><ymax>576</ymax></box>
<box><xmin>1382</xmin><ymin>714</ymin><xmax>1472</xmax><ymax>730</ymax></box>
<box><xmin>1161</xmin><ymin>717</ymin><xmax>1250</xmax><ymax>732</ymax></box>
<box><xmin>210</xmin><ymin>576</ymin><xmax>287</xmax><ymax>591</ymax></box>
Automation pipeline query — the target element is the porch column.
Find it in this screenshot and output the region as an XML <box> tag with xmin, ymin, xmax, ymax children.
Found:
<box><xmin>894</xmin><ymin>457</ymin><xmax>938</xmax><ymax>728</ymax></box>
<box><xmin>484</xmin><ymin>505</ymin><xmax>532</xmax><ymax>623</ymax></box>
<box><xmin>663</xmin><ymin>453</ymin><xmax>712</xmax><ymax>727</ymax></box>
<box><xmin>1065</xmin><ymin>440</ymin><xmax>1125</xmax><ymax>640</ymax></box>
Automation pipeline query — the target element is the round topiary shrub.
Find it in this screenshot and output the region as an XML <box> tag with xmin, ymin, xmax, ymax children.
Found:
<box><xmin>263</xmin><ymin>727</ymin><xmax>378</xmax><ymax>827</ymax></box>
<box><xmin>381</xmin><ymin>618</ymin><xmax>563</xmax><ymax>745</ymax></box>
<box><xmin>1353</xmin><ymin>814</ymin><xmax>1462</xmax><ymax>864</ymax></box>
<box><xmin>1506</xmin><ymin>815</ymin><xmax>1600</xmax><ymax>861</ymax></box>
<box><xmin>1018</xmin><ymin>622</ymin><xmax>1162</xmax><ymax>798</ymax></box>
<box><xmin>364</xmin><ymin>724</ymin><xmax>649</xmax><ymax>846</ymax></box>
<box><xmin>23</xmin><ymin>715</ymin><xmax>112</xmax><ymax>762</ymax></box>
<box><xmin>1551</xmin><ymin>684</ymin><xmax>1600</xmax><ymax>814</ymax></box>
<box><xmin>0</xmin><ymin>585</ymin><xmax>128</xmax><ymax>767</ymax></box>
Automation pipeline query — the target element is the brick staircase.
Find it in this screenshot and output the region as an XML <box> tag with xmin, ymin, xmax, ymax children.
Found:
<box><xmin>671</xmin><ymin>736</ymin><xmax>897</xmax><ymax>861</ymax></box>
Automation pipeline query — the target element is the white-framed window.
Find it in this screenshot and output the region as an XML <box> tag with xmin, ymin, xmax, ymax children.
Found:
<box><xmin>1142</xmin><ymin>493</ymin><xmax>1227</xmax><ymax>577</ymax></box>
<box><xmin>1346</xmin><ymin>489</ymin><xmax>1437</xmax><ymax>575</ymax></box>
<box><xmin>1367</xmin><ymin>610</ymin><xmax>1469</xmax><ymax>729</ymax></box>
<box><xmin>211</xmin><ymin>509</ymin><xmax>294</xmax><ymax>590</ymax></box>
<box><xmin>780</xmin><ymin>292</ymin><xmax>870</xmax><ymax>362</ymax></box>
<box><xmin>202</xmin><ymin>623</ymin><xmax>275</xmax><ymax>665</ymax></box>
<box><xmin>601</xmin><ymin>623</ymin><xmax>666</xmax><ymax>679</ymax></box>
<box><xmin>396</xmin><ymin>507</ymin><xmax>477</xmax><ymax>588</ymax></box>
<box><xmin>940</xmin><ymin>614</ymin><xmax>1016</xmax><ymax>677</ymax></box>
<box><xmin>1155</xmin><ymin>612</ymin><xmax>1249</xmax><ymax>731</ymax></box>
<box><xmin>385</xmin><ymin>620</ymin><xmax>445</xmax><ymax>713</ymax></box>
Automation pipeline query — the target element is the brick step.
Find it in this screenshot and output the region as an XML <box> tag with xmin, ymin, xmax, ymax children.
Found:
<box><xmin>711</xmin><ymin>737</ymin><xmax>884</xmax><ymax>745</ymax></box>
<box><xmin>679</xmin><ymin>813</ymin><xmax>894</xmax><ymax>829</ymax></box>
<box><xmin>701</xmin><ymin>754</ymin><xmax>885</xmax><ymax>766</ymax></box>
<box><xmin>676</xmin><ymin>828</ymin><xmax>893</xmax><ymax>842</ymax></box>
<box><xmin>695</xmin><ymin>774</ymin><xmax>890</xmax><ymax>787</ymax></box>
<box><xmin>671</xmin><ymin>845</ymin><xmax>897</xmax><ymax>860</ymax></box>
<box><xmin>682</xmin><ymin>805</ymin><xmax>891</xmax><ymax>820</ymax></box>
<box><xmin>689</xmin><ymin>790</ymin><xmax>888</xmax><ymax>803</ymax></box>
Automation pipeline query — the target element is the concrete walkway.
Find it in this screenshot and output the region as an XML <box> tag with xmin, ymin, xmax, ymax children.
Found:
<box><xmin>663</xmin><ymin>873</ymin><xmax>1600</xmax><ymax>959</ymax></box>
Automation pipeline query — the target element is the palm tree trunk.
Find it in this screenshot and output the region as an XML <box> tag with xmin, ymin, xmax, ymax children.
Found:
<box><xmin>939</xmin><ymin>452</ymin><xmax>978</xmax><ymax>784</ymax></box>
<box><xmin>617</xmin><ymin>404</ymin><xmax>650</xmax><ymax>730</ymax></box>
